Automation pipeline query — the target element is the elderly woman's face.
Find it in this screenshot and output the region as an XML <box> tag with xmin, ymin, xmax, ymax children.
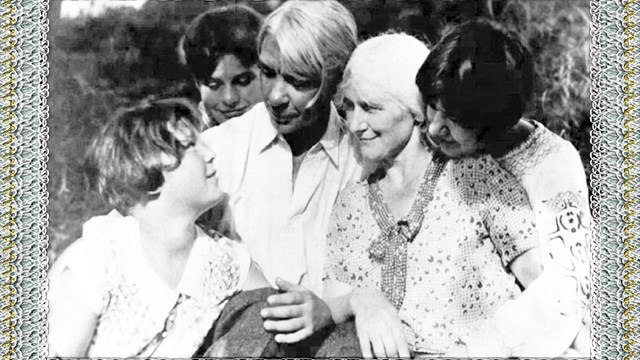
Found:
<box><xmin>425</xmin><ymin>102</ymin><xmax>484</xmax><ymax>158</ymax></box>
<box><xmin>198</xmin><ymin>54</ymin><xmax>261</xmax><ymax>124</ymax></box>
<box><xmin>258</xmin><ymin>35</ymin><xmax>325</xmax><ymax>136</ymax></box>
<box><xmin>340</xmin><ymin>80</ymin><xmax>415</xmax><ymax>164</ymax></box>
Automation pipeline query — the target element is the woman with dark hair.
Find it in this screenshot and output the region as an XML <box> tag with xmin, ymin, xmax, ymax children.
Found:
<box><xmin>416</xmin><ymin>19</ymin><xmax>590</xmax><ymax>356</ymax></box>
<box><xmin>179</xmin><ymin>5</ymin><xmax>263</xmax><ymax>125</ymax></box>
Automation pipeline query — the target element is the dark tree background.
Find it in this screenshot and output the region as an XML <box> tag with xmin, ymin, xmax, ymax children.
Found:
<box><xmin>47</xmin><ymin>0</ymin><xmax>591</xmax><ymax>261</ymax></box>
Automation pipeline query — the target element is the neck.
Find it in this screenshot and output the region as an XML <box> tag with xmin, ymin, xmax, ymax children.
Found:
<box><xmin>489</xmin><ymin>119</ymin><xmax>535</xmax><ymax>157</ymax></box>
<box><xmin>132</xmin><ymin>202</ymin><xmax>198</xmax><ymax>255</ymax></box>
<box><xmin>376</xmin><ymin>127</ymin><xmax>432</xmax><ymax>185</ymax></box>
<box><xmin>284</xmin><ymin>102</ymin><xmax>331</xmax><ymax>156</ymax></box>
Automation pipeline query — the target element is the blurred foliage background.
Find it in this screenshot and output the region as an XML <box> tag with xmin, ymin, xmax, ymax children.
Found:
<box><xmin>47</xmin><ymin>0</ymin><xmax>591</xmax><ymax>261</ymax></box>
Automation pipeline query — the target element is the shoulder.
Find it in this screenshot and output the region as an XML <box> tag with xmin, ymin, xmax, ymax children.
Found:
<box><xmin>499</xmin><ymin>120</ymin><xmax>585</xmax><ymax>180</ymax></box>
<box><xmin>445</xmin><ymin>155</ymin><xmax>527</xmax><ymax>203</ymax></box>
<box><xmin>200</xmin><ymin>103</ymin><xmax>268</xmax><ymax>148</ymax></box>
<box><xmin>197</xmin><ymin>230</ymin><xmax>251</xmax><ymax>296</ymax></box>
<box><xmin>55</xmin><ymin>210</ymin><xmax>132</xmax><ymax>267</ymax></box>
<box><xmin>334</xmin><ymin>179</ymin><xmax>368</xmax><ymax>210</ymax></box>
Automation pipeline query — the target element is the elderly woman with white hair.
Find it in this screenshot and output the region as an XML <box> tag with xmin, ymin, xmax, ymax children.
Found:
<box><xmin>322</xmin><ymin>33</ymin><xmax>543</xmax><ymax>357</ymax></box>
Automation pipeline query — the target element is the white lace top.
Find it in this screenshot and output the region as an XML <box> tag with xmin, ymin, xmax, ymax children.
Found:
<box><xmin>48</xmin><ymin>210</ymin><xmax>251</xmax><ymax>357</ymax></box>
<box><xmin>484</xmin><ymin>119</ymin><xmax>591</xmax><ymax>356</ymax></box>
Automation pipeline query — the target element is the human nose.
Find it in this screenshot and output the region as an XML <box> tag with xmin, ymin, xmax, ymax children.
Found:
<box><xmin>267</xmin><ymin>77</ymin><xmax>289</xmax><ymax>112</ymax></box>
<box><xmin>428</xmin><ymin>110</ymin><xmax>449</xmax><ymax>138</ymax></box>
<box><xmin>222</xmin><ymin>86</ymin><xmax>239</xmax><ymax>108</ymax></box>
<box><xmin>197</xmin><ymin>140</ymin><xmax>216</xmax><ymax>163</ymax></box>
<box><xmin>347</xmin><ymin>108</ymin><xmax>367</xmax><ymax>135</ymax></box>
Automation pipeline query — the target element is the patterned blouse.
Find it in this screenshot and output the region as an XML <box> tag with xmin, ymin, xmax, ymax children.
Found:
<box><xmin>487</xmin><ymin>119</ymin><xmax>591</xmax><ymax>355</ymax></box>
<box><xmin>48</xmin><ymin>210</ymin><xmax>251</xmax><ymax>357</ymax></box>
<box><xmin>324</xmin><ymin>154</ymin><xmax>538</xmax><ymax>354</ymax></box>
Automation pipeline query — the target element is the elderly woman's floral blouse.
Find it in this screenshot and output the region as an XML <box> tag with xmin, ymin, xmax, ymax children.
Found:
<box><xmin>324</xmin><ymin>154</ymin><xmax>538</xmax><ymax>354</ymax></box>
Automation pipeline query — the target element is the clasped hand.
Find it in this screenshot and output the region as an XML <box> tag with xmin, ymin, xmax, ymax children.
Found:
<box><xmin>260</xmin><ymin>277</ymin><xmax>333</xmax><ymax>343</ymax></box>
<box><xmin>350</xmin><ymin>287</ymin><xmax>411</xmax><ymax>358</ymax></box>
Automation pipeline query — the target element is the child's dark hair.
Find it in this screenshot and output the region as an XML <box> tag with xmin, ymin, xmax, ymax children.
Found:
<box><xmin>86</xmin><ymin>98</ymin><xmax>206</xmax><ymax>214</ymax></box>
<box><xmin>179</xmin><ymin>4</ymin><xmax>264</xmax><ymax>83</ymax></box>
<box><xmin>416</xmin><ymin>18</ymin><xmax>534</xmax><ymax>140</ymax></box>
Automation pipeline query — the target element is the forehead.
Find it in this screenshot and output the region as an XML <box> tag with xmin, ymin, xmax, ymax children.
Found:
<box><xmin>342</xmin><ymin>74</ymin><xmax>388</xmax><ymax>101</ymax></box>
<box><xmin>258</xmin><ymin>35</ymin><xmax>281</xmax><ymax>68</ymax></box>
<box><xmin>210</xmin><ymin>54</ymin><xmax>253</xmax><ymax>79</ymax></box>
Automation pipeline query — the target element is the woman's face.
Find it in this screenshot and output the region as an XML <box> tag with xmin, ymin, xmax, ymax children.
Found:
<box><xmin>160</xmin><ymin>133</ymin><xmax>223</xmax><ymax>214</ymax></box>
<box><xmin>198</xmin><ymin>54</ymin><xmax>262</xmax><ymax>124</ymax></box>
<box><xmin>258</xmin><ymin>35</ymin><xmax>325</xmax><ymax>136</ymax></box>
<box><xmin>340</xmin><ymin>79</ymin><xmax>416</xmax><ymax>165</ymax></box>
<box><xmin>425</xmin><ymin>102</ymin><xmax>484</xmax><ymax>158</ymax></box>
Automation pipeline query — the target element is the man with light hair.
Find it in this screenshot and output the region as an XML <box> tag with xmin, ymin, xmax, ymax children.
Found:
<box><xmin>199</xmin><ymin>0</ymin><xmax>361</xmax><ymax>345</ymax></box>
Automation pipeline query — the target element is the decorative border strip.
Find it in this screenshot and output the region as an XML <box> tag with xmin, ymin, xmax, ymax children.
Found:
<box><xmin>622</xmin><ymin>1</ymin><xmax>638</xmax><ymax>359</ymax></box>
<box><xmin>0</xmin><ymin>0</ymin><xmax>15</xmax><ymax>358</ymax></box>
<box><xmin>0</xmin><ymin>0</ymin><xmax>633</xmax><ymax>358</ymax></box>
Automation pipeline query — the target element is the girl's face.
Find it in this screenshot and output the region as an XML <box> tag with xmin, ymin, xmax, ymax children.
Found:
<box><xmin>425</xmin><ymin>102</ymin><xmax>485</xmax><ymax>158</ymax></box>
<box><xmin>160</xmin><ymin>133</ymin><xmax>223</xmax><ymax>214</ymax></box>
<box><xmin>340</xmin><ymin>78</ymin><xmax>416</xmax><ymax>165</ymax></box>
<box><xmin>198</xmin><ymin>54</ymin><xmax>262</xmax><ymax>124</ymax></box>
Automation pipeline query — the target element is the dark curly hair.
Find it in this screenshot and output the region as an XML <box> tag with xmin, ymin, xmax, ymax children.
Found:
<box><xmin>179</xmin><ymin>4</ymin><xmax>264</xmax><ymax>83</ymax></box>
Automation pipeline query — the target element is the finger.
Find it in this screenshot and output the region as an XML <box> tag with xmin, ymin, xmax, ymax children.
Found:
<box><xmin>393</xmin><ymin>328</ymin><xmax>410</xmax><ymax>358</ymax></box>
<box><xmin>381</xmin><ymin>330</ymin><xmax>399</xmax><ymax>358</ymax></box>
<box><xmin>266</xmin><ymin>291</ymin><xmax>304</xmax><ymax>306</ymax></box>
<box><xmin>261</xmin><ymin>304</ymin><xmax>303</xmax><ymax>319</ymax></box>
<box><xmin>370</xmin><ymin>332</ymin><xmax>387</xmax><ymax>358</ymax></box>
<box><xmin>275</xmin><ymin>277</ymin><xmax>302</xmax><ymax>292</ymax></box>
<box><xmin>263</xmin><ymin>317</ymin><xmax>305</xmax><ymax>333</ymax></box>
<box><xmin>357</xmin><ymin>330</ymin><xmax>373</xmax><ymax>359</ymax></box>
<box><xmin>274</xmin><ymin>328</ymin><xmax>313</xmax><ymax>344</ymax></box>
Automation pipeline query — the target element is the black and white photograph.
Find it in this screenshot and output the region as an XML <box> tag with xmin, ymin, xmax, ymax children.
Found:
<box><xmin>46</xmin><ymin>0</ymin><xmax>592</xmax><ymax>357</ymax></box>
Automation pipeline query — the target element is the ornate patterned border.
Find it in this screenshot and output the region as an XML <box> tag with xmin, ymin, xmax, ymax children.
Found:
<box><xmin>621</xmin><ymin>1</ymin><xmax>639</xmax><ymax>359</ymax></box>
<box><xmin>0</xmin><ymin>0</ymin><xmax>16</xmax><ymax>358</ymax></box>
<box><xmin>0</xmin><ymin>0</ymin><xmax>634</xmax><ymax>358</ymax></box>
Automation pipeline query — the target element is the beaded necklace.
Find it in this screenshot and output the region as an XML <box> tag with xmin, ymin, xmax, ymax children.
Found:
<box><xmin>366</xmin><ymin>155</ymin><xmax>446</xmax><ymax>309</ymax></box>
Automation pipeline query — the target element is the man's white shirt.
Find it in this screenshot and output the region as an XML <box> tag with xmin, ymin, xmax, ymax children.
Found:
<box><xmin>199</xmin><ymin>102</ymin><xmax>361</xmax><ymax>295</ymax></box>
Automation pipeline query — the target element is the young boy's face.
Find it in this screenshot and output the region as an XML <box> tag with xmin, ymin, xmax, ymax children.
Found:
<box><xmin>160</xmin><ymin>130</ymin><xmax>223</xmax><ymax>214</ymax></box>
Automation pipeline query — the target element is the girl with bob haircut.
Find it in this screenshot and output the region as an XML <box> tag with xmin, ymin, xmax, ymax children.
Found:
<box><xmin>416</xmin><ymin>19</ymin><xmax>590</xmax><ymax>356</ymax></box>
<box><xmin>48</xmin><ymin>98</ymin><xmax>268</xmax><ymax>357</ymax></box>
<box><xmin>179</xmin><ymin>4</ymin><xmax>264</xmax><ymax>125</ymax></box>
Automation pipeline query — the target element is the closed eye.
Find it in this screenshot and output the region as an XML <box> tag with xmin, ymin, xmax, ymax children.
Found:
<box><xmin>359</xmin><ymin>101</ymin><xmax>381</xmax><ymax>113</ymax></box>
<box><xmin>258</xmin><ymin>62</ymin><xmax>276</xmax><ymax>78</ymax></box>
<box><xmin>233</xmin><ymin>72</ymin><xmax>256</xmax><ymax>87</ymax></box>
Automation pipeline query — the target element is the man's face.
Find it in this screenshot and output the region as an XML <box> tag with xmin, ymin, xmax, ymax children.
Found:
<box><xmin>258</xmin><ymin>35</ymin><xmax>325</xmax><ymax>136</ymax></box>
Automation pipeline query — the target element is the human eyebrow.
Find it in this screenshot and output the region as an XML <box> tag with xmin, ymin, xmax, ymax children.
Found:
<box><xmin>257</xmin><ymin>61</ymin><xmax>276</xmax><ymax>77</ymax></box>
<box><xmin>283</xmin><ymin>73</ymin><xmax>319</xmax><ymax>89</ymax></box>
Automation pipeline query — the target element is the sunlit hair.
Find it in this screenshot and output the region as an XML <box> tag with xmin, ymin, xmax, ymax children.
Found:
<box><xmin>415</xmin><ymin>18</ymin><xmax>534</xmax><ymax>140</ymax></box>
<box><xmin>179</xmin><ymin>4</ymin><xmax>263</xmax><ymax>83</ymax></box>
<box><xmin>336</xmin><ymin>32</ymin><xmax>430</xmax><ymax>122</ymax></box>
<box><xmin>86</xmin><ymin>98</ymin><xmax>206</xmax><ymax>214</ymax></box>
<box><xmin>257</xmin><ymin>0</ymin><xmax>357</xmax><ymax>107</ymax></box>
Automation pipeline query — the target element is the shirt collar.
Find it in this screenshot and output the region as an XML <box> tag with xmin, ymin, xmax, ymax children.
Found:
<box><xmin>255</xmin><ymin>102</ymin><xmax>344</xmax><ymax>168</ymax></box>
